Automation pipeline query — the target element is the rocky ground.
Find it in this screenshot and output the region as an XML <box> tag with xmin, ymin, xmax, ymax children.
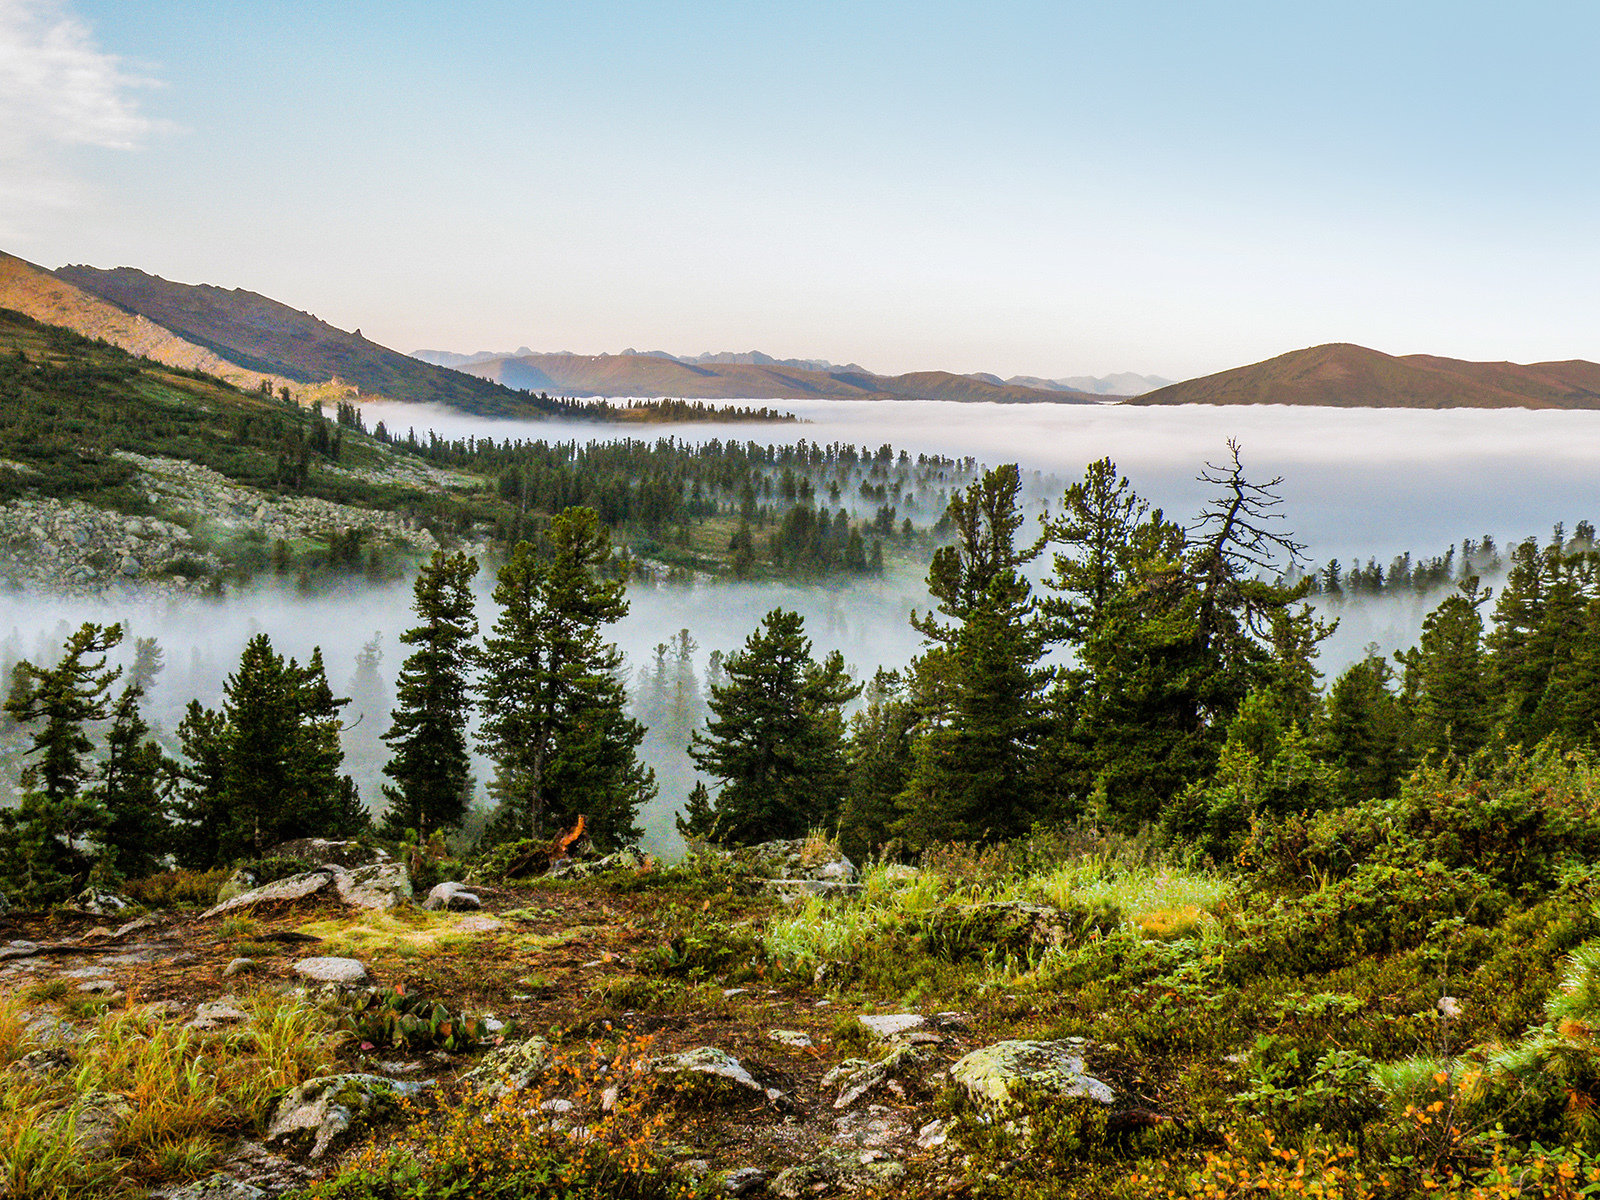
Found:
<box><xmin>0</xmin><ymin>841</ymin><xmax>1141</xmax><ymax>1199</ymax></box>
<box><xmin>0</xmin><ymin>451</ymin><xmax>470</xmax><ymax>597</ymax></box>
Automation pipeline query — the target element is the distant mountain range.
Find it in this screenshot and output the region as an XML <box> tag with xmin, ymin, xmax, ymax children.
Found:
<box><xmin>12</xmin><ymin>247</ymin><xmax>1597</xmax><ymax>414</ymax></box>
<box><xmin>413</xmin><ymin>345</ymin><xmax>1168</xmax><ymax>400</ymax></box>
<box><xmin>428</xmin><ymin>349</ymin><xmax>1100</xmax><ymax>405</ymax></box>
<box><xmin>1131</xmin><ymin>343</ymin><xmax>1600</xmax><ymax>409</ymax></box>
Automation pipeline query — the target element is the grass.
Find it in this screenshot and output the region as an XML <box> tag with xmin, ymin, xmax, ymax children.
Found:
<box><xmin>295</xmin><ymin>908</ymin><xmax>475</xmax><ymax>957</ymax></box>
<box><xmin>0</xmin><ymin>988</ymin><xmax>342</xmax><ymax>1198</ymax></box>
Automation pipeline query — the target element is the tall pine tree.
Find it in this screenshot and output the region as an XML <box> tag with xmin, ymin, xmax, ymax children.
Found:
<box><xmin>479</xmin><ymin>508</ymin><xmax>653</xmax><ymax>848</ymax></box>
<box><xmin>382</xmin><ymin>552</ymin><xmax>480</xmax><ymax>839</ymax></box>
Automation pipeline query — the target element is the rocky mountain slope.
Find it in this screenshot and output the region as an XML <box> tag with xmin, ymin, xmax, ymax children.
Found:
<box><xmin>52</xmin><ymin>263</ymin><xmax>556</xmax><ymax>416</ymax></box>
<box><xmin>0</xmin><ymin>252</ymin><xmax>295</xmax><ymax>395</ymax></box>
<box><xmin>1132</xmin><ymin>341</ymin><xmax>1600</xmax><ymax>408</ymax></box>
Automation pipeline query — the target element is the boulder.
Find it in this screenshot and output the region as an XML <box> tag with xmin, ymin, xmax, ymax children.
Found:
<box><xmin>265</xmin><ymin>1073</ymin><xmax>424</xmax><ymax>1159</ymax></box>
<box><xmin>823</xmin><ymin>1045</ymin><xmax>931</xmax><ymax>1109</ymax></box>
<box><xmin>160</xmin><ymin>1175</ymin><xmax>269</xmax><ymax>1200</ymax></box>
<box><xmin>270</xmin><ymin>839</ymin><xmax>390</xmax><ymax>869</ymax></box>
<box><xmin>856</xmin><ymin>1013</ymin><xmax>926</xmax><ymax>1042</ymax></box>
<box><xmin>640</xmin><ymin>1046</ymin><xmax>788</xmax><ymax>1107</ymax></box>
<box><xmin>770</xmin><ymin>1150</ymin><xmax>904</xmax><ymax>1198</ymax></box>
<box><xmin>293</xmin><ymin>957</ymin><xmax>368</xmax><ymax>986</ymax></box>
<box><xmin>423</xmin><ymin>881</ymin><xmax>481</xmax><ymax>911</ymax></box>
<box><xmin>74</xmin><ymin>887</ymin><xmax>134</xmax><ymax>916</ymax></box>
<box><xmin>335</xmin><ymin>861</ymin><xmax>412</xmax><ymax>910</ymax></box>
<box><xmin>463</xmin><ymin>1036</ymin><xmax>551</xmax><ymax>1095</ymax></box>
<box><xmin>767</xmin><ymin>1029</ymin><xmax>813</xmax><ymax>1048</ymax></box>
<box><xmin>721</xmin><ymin>1167</ymin><xmax>770</xmax><ymax>1197</ymax></box>
<box><xmin>547</xmin><ymin>846</ymin><xmax>650</xmax><ymax>880</ymax></box>
<box><xmin>951</xmin><ymin>1038</ymin><xmax>1113</xmax><ymax>1110</ymax></box>
<box><xmin>73</xmin><ymin>1089</ymin><xmax>134</xmax><ymax>1158</ymax></box>
<box><xmin>225</xmin><ymin>958</ymin><xmax>255</xmax><ymax>977</ymax></box>
<box><xmin>215</xmin><ymin>868</ymin><xmax>262</xmax><ymax>906</ymax></box>
<box><xmin>203</xmin><ymin>869</ymin><xmax>337</xmax><ymax>919</ymax></box>
<box><xmin>188</xmin><ymin>998</ymin><xmax>249</xmax><ymax>1030</ymax></box>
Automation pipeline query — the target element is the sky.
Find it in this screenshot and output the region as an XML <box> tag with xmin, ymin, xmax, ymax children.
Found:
<box><xmin>2</xmin><ymin>0</ymin><xmax>1598</xmax><ymax>380</ymax></box>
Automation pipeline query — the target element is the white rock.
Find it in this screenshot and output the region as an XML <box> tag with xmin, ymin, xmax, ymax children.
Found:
<box><xmin>293</xmin><ymin>957</ymin><xmax>368</xmax><ymax>985</ymax></box>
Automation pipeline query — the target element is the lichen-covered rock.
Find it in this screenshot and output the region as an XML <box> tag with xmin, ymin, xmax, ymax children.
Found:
<box><xmin>265</xmin><ymin>1073</ymin><xmax>424</xmax><ymax>1159</ymax></box>
<box><xmin>269</xmin><ymin>840</ymin><xmax>390</xmax><ymax>869</ymax></box>
<box><xmin>74</xmin><ymin>887</ymin><xmax>134</xmax><ymax>916</ymax></box>
<box><xmin>463</xmin><ymin>1036</ymin><xmax>551</xmax><ymax>1095</ymax></box>
<box><xmin>335</xmin><ymin>861</ymin><xmax>412</xmax><ymax>910</ymax></box>
<box><xmin>823</xmin><ymin>1045</ymin><xmax>931</xmax><ymax>1109</ymax></box>
<box><xmin>641</xmin><ymin>1046</ymin><xmax>787</xmax><ymax>1106</ymax></box>
<box><xmin>73</xmin><ymin>1089</ymin><xmax>134</xmax><ymax>1158</ymax></box>
<box><xmin>770</xmin><ymin>1149</ymin><xmax>904</xmax><ymax>1198</ymax></box>
<box><xmin>214</xmin><ymin>867</ymin><xmax>260</xmax><ymax>907</ymax></box>
<box><xmin>159</xmin><ymin>1174</ymin><xmax>269</xmax><ymax>1200</ymax></box>
<box><xmin>203</xmin><ymin>869</ymin><xmax>337</xmax><ymax>918</ymax></box>
<box><xmin>188</xmin><ymin>998</ymin><xmax>249</xmax><ymax>1030</ymax></box>
<box><xmin>721</xmin><ymin>1167</ymin><xmax>770</xmax><ymax>1196</ymax></box>
<box><xmin>546</xmin><ymin>846</ymin><xmax>650</xmax><ymax>880</ymax></box>
<box><xmin>423</xmin><ymin>881</ymin><xmax>481</xmax><ymax>911</ymax></box>
<box><xmin>293</xmin><ymin>957</ymin><xmax>368</xmax><ymax>986</ymax></box>
<box><xmin>951</xmin><ymin>1038</ymin><xmax>1113</xmax><ymax>1110</ymax></box>
<box><xmin>856</xmin><ymin>1013</ymin><xmax>926</xmax><ymax>1042</ymax></box>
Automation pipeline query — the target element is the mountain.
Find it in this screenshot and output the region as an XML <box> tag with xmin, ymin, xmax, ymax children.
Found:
<box><xmin>453</xmin><ymin>350</ymin><xmax>1097</xmax><ymax>404</ymax></box>
<box><xmin>48</xmin><ymin>264</ymin><xmax>553</xmax><ymax>416</ymax></box>
<box><xmin>0</xmin><ymin>251</ymin><xmax>292</xmax><ymax>393</ymax></box>
<box><xmin>1131</xmin><ymin>343</ymin><xmax>1600</xmax><ymax>409</ymax></box>
<box><xmin>1049</xmin><ymin>372</ymin><xmax>1174</xmax><ymax>397</ymax></box>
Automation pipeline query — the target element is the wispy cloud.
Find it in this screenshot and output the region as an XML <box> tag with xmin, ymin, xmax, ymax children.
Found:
<box><xmin>0</xmin><ymin>0</ymin><xmax>162</xmax><ymax>230</ymax></box>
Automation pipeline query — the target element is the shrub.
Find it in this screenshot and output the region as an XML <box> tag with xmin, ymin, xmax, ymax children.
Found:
<box><xmin>122</xmin><ymin>867</ymin><xmax>231</xmax><ymax>909</ymax></box>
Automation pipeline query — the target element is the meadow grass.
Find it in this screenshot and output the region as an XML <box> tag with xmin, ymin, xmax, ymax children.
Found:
<box><xmin>0</xmin><ymin>988</ymin><xmax>341</xmax><ymax>1198</ymax></box>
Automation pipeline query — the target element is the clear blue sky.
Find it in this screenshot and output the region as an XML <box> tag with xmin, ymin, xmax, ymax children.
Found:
<box><xmin>3</xmin><ymin>0</ymin><xmax>1597</xmax><ymax>379</ymax></box>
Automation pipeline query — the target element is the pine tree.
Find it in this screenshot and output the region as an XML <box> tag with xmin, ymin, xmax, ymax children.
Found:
<box><xmin>684</xmin><ymin>608</ymin><xmax>858</xmax><ymax>844</ymax></box>
<box><xmin>1322</xmin><ymin>652</ymin><xmax>1410</xmax><ymax>801</ymax></box>
<box><xmin>897</xmin><ymin>465</ymin><xmax>1048</xmax><ymax>847</ymax></box>
<box><xmin>1398</xmin><ymin>579</ymin><xmax>1491</xmax><ymax>758</ymax></box>
<box><xmin>174</xmin><ymin>634</ymin><xmax>361</xmax><ymax>863</ymax></box>
<box><xmin>381</xmin><ymin>552</ymin><xmax>480</xmax><ymax>839</ymax></box>
<box><xmin>0</xmin><ymin>623</ymin><xmax>124</xmax><ymax>901</ymax></box>
<box><xmin>838</xmin><ymin>668</ymin><xmax>916</xmax><ymax>862</ymax></box>
<box><xmin>479</xmin><ymin>508</ymin><xmax>653</xmax><ymax>848</ymax></box>
<box><xmin>93</xmin><ymin>684</ymin><xmax>172</xmax><ymax>879</ymax></box>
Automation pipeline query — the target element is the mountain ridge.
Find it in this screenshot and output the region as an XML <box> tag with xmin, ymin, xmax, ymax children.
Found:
<box><xmin>454</xmin><ymin>350</ymin><xmax>1100</xmax><ymax>404</ymax></box>
<box><xmin>1132</xmin><ymin>342</ymin><xmax>1600</xmax><ymax>409</ymax></box>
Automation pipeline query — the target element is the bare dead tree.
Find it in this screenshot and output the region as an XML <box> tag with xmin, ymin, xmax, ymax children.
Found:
<box><xmin>1190</xmin><ymin>439</ymin><xmax>1307</xmax><ymax>648</ymax></box>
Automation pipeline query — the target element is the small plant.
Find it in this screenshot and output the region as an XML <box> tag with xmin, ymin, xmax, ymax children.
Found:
<box><xmin>339</xmin><ymin>986</ymin><xmax>490</xmax><ymax>1053</ymax></box>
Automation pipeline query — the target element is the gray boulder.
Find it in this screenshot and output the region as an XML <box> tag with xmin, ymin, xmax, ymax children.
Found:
<box><xmin>74</xmin><ymin>887</ymin><xmax>134</xmax><ymax>916</ymax></box>
<box><xmin>293</xmin><ymin>957</ymin><xmax>368</xmax><ymax>986</ymax></box>
<box><xmin>721</xmin><ymin>1167</ymin><xmax>770</xmax><ymax>1196</ymax></box>
<box><xmin>463</xmin><ymin>1036</ymin><xmax>551</xmax><ymax>1095</ymax></box>
<box><xmin>423</xmin><ymin>881</ymin><xmax>481</xmax><ymax>911</ymax></box>
<box><xmin>203</xmin><ymin>869</ymin><xmax>337</xmax><ymax>918</ymax></box>
<box><xmin>265</xmin><ymin>1073</ymin><xmax>424</xmax><ymax>1159</ymax></box>
<box><xmin>641</xmin><ymin>1046</ymin><xmax>788</xmax><ymax>1106</ymax></box>
<box><xmin>823</xmin><ymin>1045</ymin><xmax>931</xmax><ymax>1109</ymax></box>
<box><xmin>188</xmin><ymin>998</ymin><xmax>249</xmax><ymax>1030</ymax></box>
<box><xmin>951</xmin><ymin>1038</ymin><xmax>1113</xmax><ymax>1110</ymax></box>
<box><xmin>159</xmin><ymin>1175</ymin><xmax>269</xmax><ymax>1200</ymax></box>
<box><xmin>335</xmin><ymin>861</ymin><xmax>412</xmax><ymax>910</ymax></box>
<box><xmin>770</xmin><ymin>1150</ymin><xmax>903</xmax><ymax>1198</ymax></box>
<box><xmin>268</xmin><ymin>839</ymin><xmax>390</xmax><ymax>869</ymax></box>
<box><xmin>547</xmin><ymin>845</ymin><xmax>650</xmax><ymax>880</ymax></box>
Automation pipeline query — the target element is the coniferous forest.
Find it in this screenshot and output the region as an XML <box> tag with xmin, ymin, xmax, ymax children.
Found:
<box><xmin>11</xmin><ymin>421</ymin><xmax>1600</xmax><ymax>1196</ymax></box>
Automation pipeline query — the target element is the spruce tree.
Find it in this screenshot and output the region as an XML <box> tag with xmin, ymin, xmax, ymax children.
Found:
<box><xmin>382</xmin><ymin>552</ymin><xmax>480</xmax><ymax>839</ymax></box>
<box><xmin>175</xmin><ymin>634</ymin><xmax>361</xmax><ymax>863</ymax></box>
<box><xmin>1399</xmin><ymin>579</ymin><xmax>1491</xmax><ymax>758</ymax></box>
<box><xmin>897</xmin><ymin>465</ymin><xmax>1048</xmax><ymax>847</ymax></box>
<box><xmin>93</xmin><ymin>683</ymin><xmax>172</xmax><ymax>879</ymax></box>
<box><xmin>684</xmin><ymin>608</ymin><xmax>858</xmax><ymax>844</ymax></box>
<box><xmin>479</xmin><ymin>508</ymin><xmax>653</xmax><ymax>848</ymax></box>
<box><xmin>838</xmin><ymin>668</ymin><xmax>916</xmax><ymax>862</ymax></box>
<box><xmin>0</xmin><ymin>622</ymin><xmax>124</xmax><ymax>900</ymax></box>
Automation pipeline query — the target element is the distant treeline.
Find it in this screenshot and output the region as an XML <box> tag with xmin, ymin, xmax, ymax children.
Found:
<box><xmin>1300</xmin><ymin>521</ymin><xmax>1597</xmax><ymax>598</ymax></box>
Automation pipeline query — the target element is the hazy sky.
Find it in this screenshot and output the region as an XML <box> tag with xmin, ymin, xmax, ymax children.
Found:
<box><xmin>3</xmin><ymin>0</ymin><xmax>1598</xmax><ymax>380</ymax></box>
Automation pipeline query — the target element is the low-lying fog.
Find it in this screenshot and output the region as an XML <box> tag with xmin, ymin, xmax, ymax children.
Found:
<box><xmin>6</xmin><ymin>400</ymin><xmax>1595</xmax><ymax>853</ymax></box>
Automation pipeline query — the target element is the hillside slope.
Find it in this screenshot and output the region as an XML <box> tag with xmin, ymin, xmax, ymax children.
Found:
<box><xmin>0</xmin><ymin>252</ymin><xmax>291</xmax><ymax>394</ymax></box>
<box><xmin>53</xmin><ymin>264</ymin><xmax>555</xmax><ymax>416</ymax></box>
<box><xmin>1133</xmin><ymin>342</ymin><xmax>1600</xmax><ymax>409</ymax></box>
<box><xmin>461</xmin><ymin>350</ymin><xmax>1097</xmax><ymax>403</ymax></box>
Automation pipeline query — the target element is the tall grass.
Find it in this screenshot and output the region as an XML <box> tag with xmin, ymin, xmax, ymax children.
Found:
<box><xmin>0</xmin><ymin>989</ymin><xmax>342</xmax><ymax>1198</ymax></box>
